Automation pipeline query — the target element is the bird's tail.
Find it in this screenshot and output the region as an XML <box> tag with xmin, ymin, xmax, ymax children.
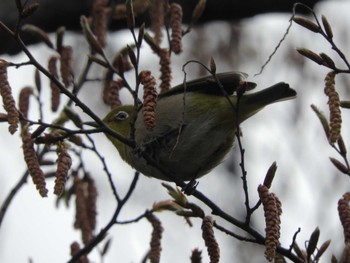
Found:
<box><xmin>236</xmin><ymin>82</ymin><xmax>297</xmax><ymax>123</ymax></box>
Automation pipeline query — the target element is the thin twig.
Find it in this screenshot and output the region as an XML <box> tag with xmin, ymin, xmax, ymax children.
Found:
<box><xmin>68</xmin><ymin>172</ymin><xmax>140</xmax><ymax>262</ymax></box>
<box><xmin>85</xmin><ymin>134</ymin><xmax>120</xmax><ymax>201</ymax></box>
<box><xmin>0</xmin><ymin>171</ymin><xmax>29</xmax><ymax>228</ymax></box>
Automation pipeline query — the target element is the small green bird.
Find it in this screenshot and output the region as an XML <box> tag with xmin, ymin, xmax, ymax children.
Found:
<box><xmin>102</xmin><ymin>72</ymin><xmax>296</xmax><ymax>182</ymax></box>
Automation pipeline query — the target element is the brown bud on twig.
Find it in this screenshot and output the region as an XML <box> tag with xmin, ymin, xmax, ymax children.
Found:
<box><xmin>258</xmin><ymin>184</ymin><xmax>282</xmax><ymax>262</ymax></box>
<box><xmin>116</xmin><ymin>54</ymin><xmax>126</xmax><ymax>76</ymax></box>
<box><xmin>340</xmin><ymin>101</ymin><xmax>350</xmax><ymax>109</ymax></box>
<box><xmin>146</xmin><ymin>212</ymin><xmax>164</xmax><ymax>263</ymax></box>
<box><xmin>91</xmin><ymin>0</ymin><xmax>108</xmax><ymax>47</ymax></box>
<box><xmin>0</xmin><ymin>60</ymin><xmax>19</xmax><ymax>134</ymax></box>
<box><xmin>293</xmin><ymin>16</ymin><xmax>320</xmax><ymax>33</ymax></box>
<box><xmin>140</xmin><ymin>70</ymin><xmax>157</xmax><ymax>130</ymax></box>
<box><xmin>158</xmin><ymin>48</ymin><xmax>172</xmax><ymax>93</ymax></box>
<box><xmin>70</xmin><ymin>241</ymin><xmax>89</xmax><ymax>263</ymax></box>
<box><xmin>190</xmin><ymin>248</ymin><xmax>202</xmax><ymax>263</ymax></box>
<box><xmin>149</xmin><ymin>0</ymin><xmax>164</xmax><ymax>45</ymax></box>
<box><xmin>338</xmin><ymin>136</ymin><xmax>347</xmax><ymax>156</ymax></box>
<box><xmin>324</xmin><ymin>71</ymin><xmax>341</xmax><ymax>144</ymax></box>
<box><xmin>319</xmin><ymin>53</ymin><xmax>335</xmax><ymax>68</ymax></box>
<box><xmin>34</xmin><ymin>68</ymin><xmax>41</xmax><ymax>93</ymax></box>
<box><xmin>331</xmin><ymin>254</ymin><xmax>338</xmax><ymax>263</ymax></box>
<box><xmin>48</xmin><ymin>56</ymin><xmax>61</xmax><ymax>112</ymax></box>
<box><xmin>56</xmin><ymin>26</ymin><xmax>65</xmax><ymax>53</ymax></box>
<box><xmin>296</xmin><ymin>48</ymin><xmax>324</xmax><ymax>65</ymax></box>
<box><xmin>80</xmin><ymin>15</ymin><xmax>103</xmax><ymax>55</ymax></box>
<box><xmin>64</xmin><ymin>106</ymin><xmax>83</xmax><ymax>128</ymax></box>
<box><xmin>54</xmin><ymin>142</ymin><xmax>72</xmax><ymax>196</ymax></box>
<box><xmin>21</xmin><ymin>127</ymin><xmax>48</xmax><ymax>197</ymax></box>
<box><xmin>21</xmin><ymin>24</ymin><xmax>53</xmax><ymax>48</ymax></box>
<box><xmin>329</xmin><ymin>157</ymin><xmax>349</xmax><ymax>175</ymax></box>
<box><xmin>137</xmin><ymin>23</ymin><xmax>145</xmax><ymax>48</ymax></box>
<box><xmin>127</xmin><ymin>44</ymin><xmax>137</xmax><ymax>67</ymax></box>
<box><xmin>321</xmin><ymin>15</ymin><xmax>333</xmax><ymax>38</ymax></box>
<box><xmin>263</xmin><ymin>162</ymin><xmax>277</xmax><ymax>189</ymax></box>
<box><xmin>306</xmin><ymin>227</ymin><xmax>320</xmax><ymax>258</ymax></box>
<box><xmin>60</xmin><ymin>46</ymin><xmax>74</xmax><ymax>87</ymax></box>
<box><xmin>311</xmin><ymin>104</ymin><xmax>330</xmax><ymax>140</ymax></box>
<box><xmin>162</xmin><ymin>182</ymin><xmax>188</xmax><ymax>206</ymax></box>
<box><xmin>338</xmin><ymin>193</ymin><xmax>350</xmax><ymax>243</ymax></box>
<box><xmin>191</xmin><ymin>0</ymin><xmax>206</xmax><ymax>26</ymax></box>
<box><xmin>314</xmin><ymin>239</ymin><xmax>331</xmax><ymax>261</ymax></box>
<box><xmin>210</xmin><ymin>57</ymin><xmax>216</xmax><ymax>74</ymax></box>
<box><xmin>126</xmin><ymin>0</ymin><xmax>135</xmax><ymax>29</ymax></box>
<box><xmin>88</xmin><ymin>55</ymin><xmax>109</xmax><ymax>67</ymax></box>
<box><xmin>21</xmin><ymin>3</ymin><xmax>39</xmax><ymax>18</ymax></box>
<box><xmin>201</xmin><ymin>216</ymin><xmax>220</xmax><ymax>263</ymax></box>
<box><xmin>152</xmin><ymin>200</ymin><xmax>183</xmax><ymax>212</ymax></box>
<box><xmin>144</xmin><ymin>32</ymin><xmax>162</xmax><ymax>54</ymax></box>
<box><xmin>18</xmin><ymin>86</ymin><xmax>33</xmax><ymax>120</ymax></box>
<box><xmin>169</xmin><ymin>3</ymin><xmax>183</xmax><ymax>54</ymax></box>
<box><xmin>293</xmin><ymin>243</ymin><xmax>307</xmax><ymax>261</ymax></box>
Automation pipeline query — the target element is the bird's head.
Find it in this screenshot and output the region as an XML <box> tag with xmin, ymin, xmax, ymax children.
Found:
<box><xmin>103</xmin><ymin>105</ymin><xmax>135</xmax><ymax>135</ymax></box>
<box><xmin>102</xmin><ymin>105</ymin><xmax>136</xmax><ymax>159</ymax></box>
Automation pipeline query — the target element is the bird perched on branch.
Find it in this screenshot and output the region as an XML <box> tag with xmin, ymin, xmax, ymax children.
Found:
<box><xmin>102</xmin><ymin>72</ymin><xmax>296</xmax><ymax>182</ymax></box>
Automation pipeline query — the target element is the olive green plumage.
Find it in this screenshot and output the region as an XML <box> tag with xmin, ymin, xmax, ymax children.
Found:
<box><xmin>103</xmin><ymin>72</ymin><xmax>296</xmax><ymax>181</ymax></box>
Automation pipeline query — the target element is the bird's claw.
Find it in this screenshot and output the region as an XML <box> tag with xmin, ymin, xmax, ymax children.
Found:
<box><xmin>181</xmin><ymin>179</ymin><xmax>199</xmax><ymax>195</ymax></box>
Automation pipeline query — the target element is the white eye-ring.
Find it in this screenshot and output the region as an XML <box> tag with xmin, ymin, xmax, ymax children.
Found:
<box><xmin>114</xmin><ymin>111</ymin><xmax>129</xmax><ymax>121</ymax></box>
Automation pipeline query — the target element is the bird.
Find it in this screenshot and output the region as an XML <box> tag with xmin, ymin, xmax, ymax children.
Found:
<box><xmin>102</xmin><ymin>72</ymin><xmax>296</xmax><ymax>182</ymax></box>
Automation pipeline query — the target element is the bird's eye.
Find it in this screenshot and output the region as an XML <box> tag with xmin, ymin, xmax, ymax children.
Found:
<box><xmin>113</xmin><ymin>111</ymin><xmax>129</xmax><ymax>121</ymax></box>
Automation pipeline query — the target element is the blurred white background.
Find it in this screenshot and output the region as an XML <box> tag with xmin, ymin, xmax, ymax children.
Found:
<box><xmin>1</xmin><ymin>0</ymin><xmax>350</xmax><ymax>262</ymax></box>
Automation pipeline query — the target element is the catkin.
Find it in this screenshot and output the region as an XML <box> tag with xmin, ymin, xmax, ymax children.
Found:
<box><xmin>201</xmin><ymin>216</ymin><xmax>220</xmax><ymax>263</ymax></box>
<box><xmin>74</xmin><ymin>177</ymin><xmax>93</xmax><ymax>245</ymax></box>
<box><xmin>74</xmin><ymin>175</ymin><xmax>98</xmax><ymax>245</ymax></box>
<box><xmin>54</xmin><ymin>142</ymin><xmax>72</xmax><ymax>196</ymax></box>
<box><xmin>91</xmin><ymin>0</ymin><xmax>108</xmax><ymax>47</ymax></box>
<box><xmin>258</xmin><ymin>184</ymin><xmax>282</xmax><ymax>262</ymax></box>
<box><xmin>341</xmin><ymin>243</ymin><xmax>350</xmax><ymax>263</ymax></box>
<box><xmin>190</xmin><ymin>248</ymin><xmax>202</xmax><ymax>263</ymax></box>
<box><xmin>0</xmin><ymin>59</ymin><xmax>19</xmax><ymax>134</ymax></box>
<box><xmin>149</xmin><ymin>0</ymin><xmax>164</xmax><ymax>45</ymax></box>
<box><xmin>70</xmin><ymin>241</ymin><xmax>89</xmax><ymax>263</ymax></box>
<box><xmin>338</xmin><ymin>193</ymin><xmax>350</xmax><ymax>243</ymax></box>
<box><xmin>18</xmin><ymin>86</ymin><xmax>33</xmax><ymax>120</ymax></box>
<box><xmin>169</xmin><ymin>3</ymin><xmax>183</xmax><ymax>54</ymax></box>
<box><xmin>21</xmin><ymin>127</ymin><xmax>48</xmax><ymax>197</ymax></box>
<box><xmin>103</xmin><ymin>79</ymin><xmax>123</xmax><ymax>109</ymax></box>
<box><xmin>147</xmin><ymin>213</ymin><xmax>164</xmax><ymax>263</ymax></box>
<box><xmin>48</xmin><ymin>56</ymin><xmax>61</xmax><ymax>112</ymax></box>
<box><xmin>60</xmin><ymin>46</ymin><xmax>73</xmax><ymax>87</ymax></box>
<box><xmin>140</xmin><ymin>71</ymin><xmax>157</xmax><ymax>130</ymax></box>
<box><xmin>324</xmin><ymin>71</ymin><xmax>341</xmax><ymax>144</ymax></box>
<box><xmin>158</xmin><ymin>48</ymin><xmax>172</xmax><ymax>93</ymax></box>
<box><xmin>86</xmin><ymin>175</ymin><xmax>97</xmax><ymax>231</ymax></box>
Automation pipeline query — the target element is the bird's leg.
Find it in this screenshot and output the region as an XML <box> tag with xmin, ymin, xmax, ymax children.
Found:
<box><xmin>181</xmin><ymin>175</ymin><xmax>199</xmax><ymax>195</ymax></box>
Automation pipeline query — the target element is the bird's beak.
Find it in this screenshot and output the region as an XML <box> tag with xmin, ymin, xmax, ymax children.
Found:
<box><xmin>83</xmin><ymin>121</ymin><xmax>99</xmax><ymax>128</ymax></box>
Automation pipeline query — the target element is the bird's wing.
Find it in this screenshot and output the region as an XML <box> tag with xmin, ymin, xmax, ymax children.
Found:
<box><xmin>158</xmin><ymin>72</ymin><xmax>256</xmax><ymax>98</ymax></box>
